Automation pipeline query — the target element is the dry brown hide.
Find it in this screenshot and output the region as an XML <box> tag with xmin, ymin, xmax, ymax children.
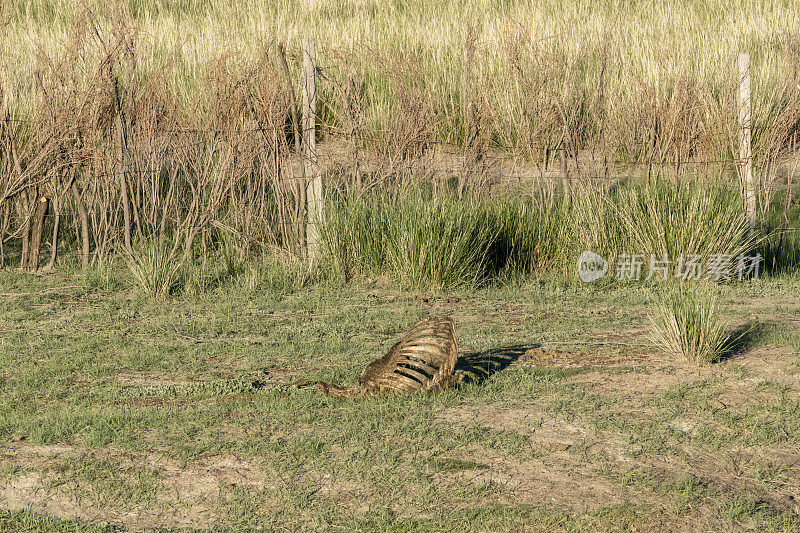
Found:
<box><xmin>319</xmin><ymin>316</ymin><xmax>461</xmax><ymax>398</ymax></box>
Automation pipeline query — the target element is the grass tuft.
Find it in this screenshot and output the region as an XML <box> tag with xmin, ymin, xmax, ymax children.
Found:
<box><xmin>649</xmin><ymin>287</ymin><xmax>735</xmax><ymax>365</ymax></box>
<box><xmin>124</xmin><ymin>238</ymin><xmax>184</xmax><ymax>300</ymax></box>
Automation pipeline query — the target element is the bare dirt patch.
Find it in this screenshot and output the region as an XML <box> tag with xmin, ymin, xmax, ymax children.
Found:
<box><xmin>567</xmin><ymin>366</ymin><xmax>697</xmax><ymax>397</ymax></box>
<box><xmin>626</xmin><ymin>446</ymin><xmax>800</xmax><ymax>516</ymax></box>
<box><xmin>519</xmin><ymin>347</ymin><xmax>647</xmax><ymax>369</ymax></box>
<box><xmin>729</xmin><ymin>345</ymin><xmax>800</xmax><ymax>389</ymax></box>
<box><xmin>0</xmin><ymin>443</ymin><xmax>268</xmax><ymax>530</ymax></box>
<box><xmin>430</xmin><ymin>445</ymin><xmax>644</xmax><ymax>512</ymax></box>
<box><xmin>436</xmin><ymin>407</ymin><xmax>650</xmax><ymax>509</ymax></box>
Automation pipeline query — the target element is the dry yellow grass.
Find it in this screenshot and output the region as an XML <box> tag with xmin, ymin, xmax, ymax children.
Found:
<box><xmin>2</xmin><ymin>0</ymin><xmax>799</xmax><ymax>158</ymax></box>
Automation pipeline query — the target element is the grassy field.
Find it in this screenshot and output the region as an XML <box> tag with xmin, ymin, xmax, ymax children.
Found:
<box><xmin>1</xmin><ymin>267</ymin><xmax>799</xmax><ymax>531</ymax></box>
<box><xmin>2</xmin><ymin>1</ymin><xmax>800</xmax><ymax>530</ymax></box>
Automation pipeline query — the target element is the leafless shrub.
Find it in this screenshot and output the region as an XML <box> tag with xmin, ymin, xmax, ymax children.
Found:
<box><xmin>2</xmin><ymin>10</ymin><xmax>799</xmax><ymax>290</ymax></box>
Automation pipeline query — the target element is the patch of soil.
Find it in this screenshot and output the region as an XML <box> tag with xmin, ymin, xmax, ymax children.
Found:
<box><xmin>441</xmin><ymin>406</ymin><xmax>633</xmax><ymax>460</ymax></box>
<box><xmin>568</xmin><ymin>368</ymin><xmax>689</xmax><ymax>397</ymax></box>
<box><xmin>114</xmin><ymin>372</ymin><xmax>188</xmax><ymax>386</ymax></box>
<box><xmin>519</xmin><ymin>347</ymin><xmax>646</xmax><ymax>368</ymax></box>
<box><xmin>429</xmin><ymin>445</ymin><xmax>646</xmax><ymax>512</ymax></box>
<box><xmin>627</xmin><ymin>447</ymin><xmax>800</xmax><ymax>516</ymax></box>
<box><xmin>0</xmin><ymin>443</ymin><xmax>268</xmax><ymax>530</ymax></box>
<box><xmin>728</xmin><ymin>346</ymin><xmax>800</xmax><ymax>390</ymax></box>
<box><xmin>436</xmin><ymin>407</ymin><xmax>649</xmax><ymax>509</ymax></box>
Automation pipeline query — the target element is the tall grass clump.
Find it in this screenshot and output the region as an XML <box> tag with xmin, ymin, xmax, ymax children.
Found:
<box><xmin>124</xmin><ymin>238</ymin><xmax>184</xmax><ymax>300</ymax></box>
<box><xmin>761</xmin><ymin>191</ymin><xmax>800</xmax><ymax>272</ymax></box>
<box><xmin>319</xmin><ymin>189</ymin><xmax>390</xmax><ymax>281</ymax></box>
<box><xmin>383</xmin><ymin>190</ymin><xmax>497</xmax><ymax>289</ymax></box>
<box><xmin>322</xmin><ymin>187</ymin><xmax>499</xmax><ymax>289</ymax></box>
<box><xmin>321</xmin><ymin>184</ymin><xmax>572</xmax><ymax>288</ymax></box>
<box><xmin>484</xmin><ymin>195</ymin><xmax>566</xmax><ymax>277</ymax></box>
<box><xmin>562</xmin><ymin>179</ymin><xmax>757</xmax><ymax>279</ymax></box>
<box><xmin>614</xmin><ymin>180</ymin><xmax>754</xmax><ymax>262</ymax></box>
<box><xmin>321</xmin><ymin>177</ymin><xmax>770</xmax><ymax>289</ymax></box>
<box><xmin>649</xmin><ymin>287</ymin><xmax>733</xmax><ymax>365</ymax></box>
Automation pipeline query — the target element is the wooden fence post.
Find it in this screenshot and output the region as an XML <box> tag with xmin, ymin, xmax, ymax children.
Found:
<box><xmin>27</xmin><ymin>193</ymin><xmax>50</xmax><ymax>271</ymax></box>
<box><xmin>738</xmin><ymin>53</ymin><xmax>755</xmax><ymax>234</ymax></box>
<box><xmin>303</xmin><ymin>38</ymin><xmax>322</xmax><ymax>260</ymax></box>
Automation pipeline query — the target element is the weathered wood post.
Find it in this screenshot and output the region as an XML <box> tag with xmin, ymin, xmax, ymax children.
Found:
<box><xmin>27</xmin><ymin>193</ymin><xmax>50</xmax><ymax>271</ymax></box>
<box><xmin>303</xmin><ymin>38</ymin><xmax>322</xmax><ymax>260</ymax></box>
<box><xmin>738</xmin><ymin>53</ymin><xmax>755</xmax><ymax>234</ymax></box>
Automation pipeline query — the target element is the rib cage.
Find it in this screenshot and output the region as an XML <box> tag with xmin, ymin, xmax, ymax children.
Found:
<box><xmin>319</xmin><ymin>317</ymin><xmax>459</xmax><ymax>398</ymax></box>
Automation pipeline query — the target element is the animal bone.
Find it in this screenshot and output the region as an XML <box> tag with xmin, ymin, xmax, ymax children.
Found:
<box><xmin>319</xmin><ymin>316</ymin><xmax>461</xmax><ymax>398</ymax></box>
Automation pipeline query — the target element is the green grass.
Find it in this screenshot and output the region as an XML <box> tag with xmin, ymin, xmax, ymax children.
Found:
<box><xmin>321</xmin><ymin>185</ymin><xmax>554</xmax><ymax>288</ymax></box>
<box><xmin>649</xmin><ymin>287</ymin><xmax>737</xmax><ymax>365</ymax></box>
<box><xmin>0</xmin><ymin>510</ymin><xmax>117</xmax><ymax>533</ymax></box>
<box><xmin>49</xmin><ymin>458</ymin><xmax>163</xmax><ymax>508</ymax></box>
<box><xmin>124</xmin><ymin>237</ymin><xmax>185</xmax><ymax>300</ymax></box>
<box><xmin>0</xmin><ymin>269</ymin><xmax>799</xmax><ymax>530</ymax></box>
<box><xmin>320</xmin><ymin>179</ymin><xmax>763</xmax><ymax>289</ymax></box>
